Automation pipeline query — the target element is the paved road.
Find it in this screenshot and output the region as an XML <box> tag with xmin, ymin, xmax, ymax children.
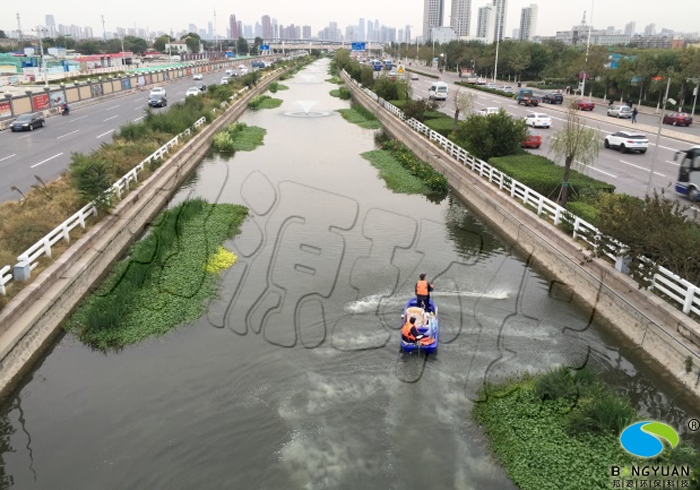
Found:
<box><xmin>404</xmin><ymin>71</ymin><xmax>694</xmax><ymax>206</ymax></box>
<box><xmin>0</xmin><ymin>64</ymin><xmax>251</xmax><ymax>204</ymax></box>
<box><xmin>404</xmin><ymin>65</ymin><xmax>700</xmax><ymax>140</ymax></box>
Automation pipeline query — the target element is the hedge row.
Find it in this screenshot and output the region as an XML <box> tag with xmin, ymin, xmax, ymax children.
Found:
<box><xmin>455</xmin><ymin>81</ymin><xmax>517</xmax><ymax>99</ymax></box>
<box><xmin>488</xmin><ymin>154</ymin><xmax>615</xmax><ymax>201</ymax></box>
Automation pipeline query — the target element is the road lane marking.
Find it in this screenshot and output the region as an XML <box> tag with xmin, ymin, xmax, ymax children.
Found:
<box><xmin>57</xmin><ymin>129</ymin><xmax>80</xmax><ymax>139</ymax></box>
<box><xmin>103</xmin><ymin>115</ymin><xmax>118</xmax><ymax>122</ymax></box>
<box><xmin>666</xmin><ymin>160</ymin><xmax>680</xmax><ymax>166</ymax></box>
<box><xmin>96</xmin><ymin>129</ymin><xmax>115</xmax><ymax>139</ymax></box>
<box><xmin>134</xmin><ymin>116</ymin><xmax>145</xmax><ymax>121</ymax></box>
<box><xmin>586</xmin><ymin>166</ymin><xmax>618</xmax><ymax>178</ymax></box>
<box><xmin>105</xmin><ymin>104</ymin><xmax>121</xmax><ymax>111</ymax></box>
<box><xmin>31</xmin><ymin>152</ymin><xmax>63</xmax><ymax>168</ymax></box>
<box><xmin>0</xmin><ymin>154</ymin><xmax>16</xmax><ymax>163</ymax></box>
<box><xmin>619</xmin><ymin>159</ymin><xmax>667</xmax><ymax>177</ymax></box>
<box><xmin>134</xmin><ymin>106</ymin><xmax>144</xmax><ymax>111</ymax></box>
<box><xmin>71</xmin><ymin>115</ymin><xmax>88</xmax><ymax>122</ymax></box>
<box><xmin>17</xmin><ymin>134</ymin><xmax>32</xmax><ymax>140</ymax></box>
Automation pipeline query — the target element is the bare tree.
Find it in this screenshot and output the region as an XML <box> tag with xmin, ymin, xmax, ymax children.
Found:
<box><xmin>550</xmin><ymin>103</ymin><xmax>601</xmax><ymax>206</ymax></box>
<box><xmin>454</xmin><ymin>89</ymin><xmax>476</xmax><ymax>130</ymax></box>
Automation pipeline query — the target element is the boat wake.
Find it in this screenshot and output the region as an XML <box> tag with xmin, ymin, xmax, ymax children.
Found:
<box><xmin>344</xmin><ymin>289</ymin><xmax>509</xmax><ymax>314</ymax></box>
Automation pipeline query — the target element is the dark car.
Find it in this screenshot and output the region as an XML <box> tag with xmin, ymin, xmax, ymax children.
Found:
<box><xmin>11</xmin><ymin>112</ymin><xmax>45</xmax><ymax>132</ymax></box>
<box><xmin>195</xmin><ymin>82</ymin><xmax>207</xmax><ymax>92</ymax></box>
<box><xmin>663</xmin><ymin>112</ymin><xmax>693</xmax><ymax>127</ymax></box>
<box><xmin>542</xmin><ymin>93</ymin><xmax>563</xmax><ymax>104</ymax></box>
<box><xmin>575</xmin><ymin>99</ymin><xmax>595</xmax><ymax>111</ymax></box>
<box><xmin>148</xmin><ymin>94</ymin><xmax>167</xmax><ymax>108</ymax></box>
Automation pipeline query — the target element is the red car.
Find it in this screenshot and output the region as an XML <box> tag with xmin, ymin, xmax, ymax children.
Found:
<box><xmin>663</xmin><ymin>112</ymin><xmax>693</xmax><ymax>127</ymax></box>
<box><xmin>575</xmin><ymin>100</ymin><xmax>595</xmax><ymax>111</ymax></box>
<box><xmin>521</xmin><ymin>135</ymin><xmax>542</xmax><ymax>149</ymax></box>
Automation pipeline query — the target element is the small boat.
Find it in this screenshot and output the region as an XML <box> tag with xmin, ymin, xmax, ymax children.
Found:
<box><xmin>400</xmin><ymin>298</ymin><xmax>439</xmax><ymax>354</ymax></box>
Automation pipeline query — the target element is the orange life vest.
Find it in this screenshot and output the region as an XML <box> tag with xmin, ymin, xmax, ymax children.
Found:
<box><xmin>402</xmin><ymin>322</ymin><xmax>417</xmax><ymax>341</ymax></box>
<box><xmin>416</xmin><ymin>280</ymin><xmax>430</xmax><ymax>296</ymax></box>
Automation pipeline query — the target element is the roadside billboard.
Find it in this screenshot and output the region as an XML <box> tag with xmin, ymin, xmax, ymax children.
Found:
<box><xmin>0</xmin><ymin>100</ymin><xmax>11</xmax><ymax>119</ymax></box>
<box><xmin>49</xmin><ymin>91</ymin><xmax>66</xmax><ymax>107</ymax></box>
<box><xmin>32</xmin><ymin>93</ymin><xmax>50</xmax><ymax>111</ymax></box>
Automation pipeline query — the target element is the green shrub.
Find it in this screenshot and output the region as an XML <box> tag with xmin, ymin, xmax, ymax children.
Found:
<box><xmin>68</xmin><ymin>153</ymin><xmax>114</xmax><ymax>209</ymax></box>
<box><xmin>455</xmin><ymin>81</ymin><xmax>516</xmax><ymax>99</ymax></box>
<box><xmin>212</xmin><ymin>131</ymin><xmax>236</xmax><ymax>152</ymax></box>
<box><xmin>534</xmin><ymin>366</ymin><xmax>578</xmax><ymax>401</ymax></box>
<box><xmin>337</xmin><ymin>103</ymin><xmax>381</xmax><ymax>129</ymax></box>
<box><xmin>453</xmin><ymin>110</ymin><xmax>528</xmax><ymax>161</ymax></box>
<box><xmin>248</xmin><ymin>95</ymin><xmax>283</xmax><ymax>110</ymax></box>
<box><xmin>425</xmin><ymin>116</ymin><xmax>455</xmax><ymax>137</ymax></box>
<box><xmin>566</xmin><ymin>201</ymin><xmax>599</xmax><ymax>225</ymax></box>
<box><xmin>565</xmin><ymin>386</ymin><xmax>636</xmax><ymax>436</ymax></box>
<box><xmin>374</xmin><ymin>77</ymin><xmax>401</xmax><ymax>100</ymax></box>
<box><xmin>401</xmin><ymin>98</ymin><xmax>440</xmax><ymax>122</ymax></box>
<box><xmin>381</xmin><ymin>140</ymin><xmax>448</xmax><ymax>194</ymax></box>
<box><xmin>488</xmin><ymin>154</ymin><xmax>615</xmax><ymax>201</ymax></box>
<box><xmin>212</xmin><ymin>122</ymin><xmax>266</xmax><ymax>153</ymax></box>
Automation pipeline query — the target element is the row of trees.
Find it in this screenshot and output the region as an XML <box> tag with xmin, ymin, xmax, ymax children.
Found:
<box><xmin>0</xmin><ymin>32</ymin><xmax>267</xmax><ymax>57</ymax></box>
<box><xmin>388</xmin><ymin>40</ymin><xmax>700</xmax><ymax>110</ymax></box>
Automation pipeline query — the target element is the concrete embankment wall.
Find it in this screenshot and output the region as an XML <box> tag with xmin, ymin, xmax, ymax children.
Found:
<box><xmin>341</xmin><ymin>71</ymin><xmax>700</xmax><ymax>401</ymax></box>
<box><xmin>0</xmin><ymin>70</ymin><xmax>285</xmax><ymax>397</ymax></box>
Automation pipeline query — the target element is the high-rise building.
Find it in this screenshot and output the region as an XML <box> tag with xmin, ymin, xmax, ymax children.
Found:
<box><xmin>624</xmin><ymin>21</ymin><xmax>636</xmax><ymax>36</ymax></box>
<box><xmin>476</xmin><ymin>4</ymin><xmax>495</xmax><ymax>39</ymax></box>
<box><xmin>359</xmin><ymin>18</ymin><xmax>365</xmax><ymax>40</ymax></box>
<box><xmin>405</xmin><ymin>25</ymin><xmax>412</xmax><ymax>43</ymax></box>
<box><xmin>423</xmin><ymin>0</ymin><xmax>444</xmax><ymax>41</ymax></box>
<box><xmin>398</xmin><ymin>29</ymin><xmax>404</xmax><ymax>43</ymax></box>
<box><xmin>367</xmin><ymin>20</ymin><xmax>373</xmax><ymax>41</ymax></box>
<box><xmin>230</xmin><ymin>15</ymin><xmax>239</xmax><ymax>39</ymax></box>
<box><xmin>519</xmin><ymin>4</ymin><xmax>537</xmax><ymax>41</ymax></box>
<box><xmin>255</xmin><ymin>22</ymin><xmax>262</xmax><ymax>37</ymax></box>
<box><xmin>245</xmin><ymin>25</ymin><xmax>253</xmax><ymax>37</ymax></box>
<box><xmin>644</xmin><ymin>23</ymin><xmax>656</xmax><ymax>36</ymax></box>
<box><xmin>329</xmin><ymin>21</ymin><xmax>339</xmax><ymax>41</ymax></box>
<box><xmin>84</xmin><ymin>26</ymin><xmax>94</xmax><ymax>39</ymax></box>
<box><xmin>303</xmin><ymin>25</ymin><xmax>311</xmax><ymax>39</ymax></box>
<box><xmin>208</xmin><ymin>21</ymin><xmax>213</xmax><ymax>39</ymax></box>
<box><xmin>451</xmin><ymin>0</ymin><xmax>471</xmax><ymax>37</ymax></box>
<box><xmin>492</xmin><ymin>0</ymin><xmax>507</xmax><ymax>42</ymax></box>
<box><xmin>45</xmin><ymin>15</ymin><xmax>56</xmax><ymax>38</ymax></box>
<box><xmin>513</xmin><ymin>28</ymin><xmax>520</xmax><ymax>39</ymax></box>
<box><xmin>262</xmin><ymin>15</ymin><xmax>271</xmax><ymax>39</ymax></box>
<box><xmin>237</xmin><ymin>21</ymin><xmax>243</xmax><ymax>39</ymax></box>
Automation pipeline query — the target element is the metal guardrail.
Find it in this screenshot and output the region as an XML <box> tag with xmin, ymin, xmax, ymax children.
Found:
<box><xmin>343</xmin><ymin>69</ymin><xmax>700</xmax><ymax>319</ymax></box>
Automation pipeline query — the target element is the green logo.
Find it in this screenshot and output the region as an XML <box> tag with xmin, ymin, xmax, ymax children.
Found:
<box><xmin>620</xmin><ymin>421</ymin><xmax>678</xmax><ymax>458</ymax></box>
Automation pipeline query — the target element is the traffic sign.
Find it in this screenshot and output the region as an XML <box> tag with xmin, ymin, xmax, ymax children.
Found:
<box><xmin>351</xmin><ymin>42</ymin><xmax>366</xmax><ymax>51</ymax></box>
<box><xmin>260</xmin><ymin>45</ymin><xmax>270</xmax><ymax>51</ymax></box>
<box><xmin>397</xmin><ymin>65</ymin><xmax>404</xmax><ymax>74</ymax></box>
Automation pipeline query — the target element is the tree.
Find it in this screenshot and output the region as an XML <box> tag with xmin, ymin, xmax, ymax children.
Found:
<box><xmin>0</xmin><ymin>30</ymin><xmax>7</xmax><ymax>39</ymax></box>
<box><xmin>252</xmin><ymin>36</ymin><xmax>264</xmax><ymax>55</ymax></box>
<box><xmin>181</xmin><ymin>32</ymin><xmax>201</xmax><ymax>54</ymax></box>
<box><xmin>453</xmin><ymin>89</ymin><xmax>476</xmax><ymax>130</ymax></box>
<box><xmin>453</xmin><ymin>110</ymin><xmax>528</xmax><ymax>161</ymax></box>
<box><xmin>123</xmin><ymin>36</ymin><xmax>149</xmax><ymax>55</ymax></box>
<box><xmin>153</xmin><ymin>35</ymin><xmax>173</xmax><ymax>53</ymax></box>
<box><xmin>236</xmin><ymin>36</ymin><xmax>248</xmax><ymax>55</ymax></box>
<box><xmin>550</xmin><ymin>103</ymin><xmax>601</xmax><ymax>206</ymax></box>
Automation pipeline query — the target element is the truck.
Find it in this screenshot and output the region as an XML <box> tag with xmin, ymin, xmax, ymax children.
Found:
<box><xmin>516</xmin><ymin>89</ymin><xmax>539</xmax><ymax>106</ymax></box>
<box><xmin>372</xmin><ymin>60</ymin><xmax>383</xmax><ymax>71</ymax></box>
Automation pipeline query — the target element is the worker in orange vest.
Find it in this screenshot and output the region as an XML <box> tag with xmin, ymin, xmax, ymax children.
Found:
<box><xmin>415</xmin><ymin>273</ymin><xmax>433</xmax><ymax>311</ymax></box>
<box><xmin>401</xmin><ymin>317</ymin><xmax>423</xmax><ymax>343</ymax></box>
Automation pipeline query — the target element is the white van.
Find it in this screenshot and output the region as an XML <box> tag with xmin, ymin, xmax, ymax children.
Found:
<box><xmin>429</xmin><ymin>81</ymin><xmax>449</xmax><ymax>101</ymax></box>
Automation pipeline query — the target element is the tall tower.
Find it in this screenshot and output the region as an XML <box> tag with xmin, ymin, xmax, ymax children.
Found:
<box><xmin>230</xmin><ymin>15</ymin><xmax>239</xmax><ymax>39</ymax></box>
<box><xmin>262</xmin><ymin>15</ymin><xmax>271</xmax><ymax>39</ymax></box>
<box><xmin>492</xmin><ymin>0</ymin><xmax>507</xmax><ymax>42</ymax></box>
<box><xmin>450</xmin><ymin>0</ymin><xmax>471</xmax><ymax>37</ymax></box>
<box><xmin>519</xmin><ymin>4</ymin><xmax>537</xmax><ymax>41</ymax></box>
<box><xmin>476</xmin><ymin>4</ymin><xmax>495</xmax><ymax>39</ymax></box>
<box><xmin>423</xmin><ymin>0</ymin><xmax>444</xmax><ymax>41</ymax></box>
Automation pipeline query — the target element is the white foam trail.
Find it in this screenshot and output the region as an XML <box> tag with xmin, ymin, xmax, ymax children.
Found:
<box><xmin>344</xmin><ymin>289</ymin><xmax>509</xmax><ymax>314</ymax></box>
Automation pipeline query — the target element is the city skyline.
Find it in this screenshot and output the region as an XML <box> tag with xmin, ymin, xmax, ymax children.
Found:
<box><xmin>1</xmin><ymin>0</ymin><xmax>698</xmax><ymax>43</ymax></box>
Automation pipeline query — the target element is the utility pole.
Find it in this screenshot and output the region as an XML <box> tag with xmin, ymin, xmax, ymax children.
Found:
<box><xmin>580</xmin><ymin>1</ymin><xmax>594</xmax><ymax>99</ymax></box>
<box><xmin>647</xmin><ymin>75</ymin><xmax>672</xmax><ymax>196</ymax></box>
<box><xmin>692</xmin><ymin>80</ymin><xmax>699</xmax><ymax>116</ymax></box>
<box><xmin>101</xmin><ymin>15</ymin><xmax>106</xmax><ymax>42</ymax></box>
<box><xmin>213</xmin><ymin>7</ymin><xmax>217</xmax><ymax>58</ymax></box>
<box><xmin>17</xmin><ymin>13</ymin><xmax>23</xmax><ymax>43</ymax></box>
<box><xmin>32</xmin><ymin>28</ymin><xmax>48</xmax><ymax>87</ymax></box>
<box><xmin>493</xmin><ymin>0</ymin><xmax>503</xmax><ymax>84</ymax></box>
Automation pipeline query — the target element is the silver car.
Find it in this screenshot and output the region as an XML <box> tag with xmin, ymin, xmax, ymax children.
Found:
<box><xmin>607</xmin><ymin>105</ymin><xmax>633</xmax><ymax>118</ymax></box>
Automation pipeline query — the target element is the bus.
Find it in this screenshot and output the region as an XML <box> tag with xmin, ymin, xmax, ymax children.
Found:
<box><xmin>383</xmin><ymin>59</ymin><xmax>392</xmax><ymax>70</ymax></box>
<box><xmin>372</xmin><ymin>60</ymin><xmax>383</xmax><ymax>71</ymax></box>
<box><xmin>675</xmin><ymin>146</ymin><xmax>700</xmax><ymax>201</ymax></box>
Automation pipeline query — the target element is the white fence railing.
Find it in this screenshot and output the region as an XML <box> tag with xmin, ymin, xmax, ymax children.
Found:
<box><xmin>344</xmin><ymin>69</ymin><xmax>700</xmax><ymax>319</ymax></box>
<box><xmin>1</xmin><ymin>67</ymin><xmax>283</xmax><ymax>295</ymax></box>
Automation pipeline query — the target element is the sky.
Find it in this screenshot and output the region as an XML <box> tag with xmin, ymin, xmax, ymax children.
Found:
<box><xmin>0</xmin><ymin>0</ymin><xmax>697</xmax><ymax>40</ymax></box>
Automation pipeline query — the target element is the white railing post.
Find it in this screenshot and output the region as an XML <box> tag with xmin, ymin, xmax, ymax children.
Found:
<box><xmin>683</xmin><ymin>286</ymin><xmax>696</xmax><ymax>314</ymax></box>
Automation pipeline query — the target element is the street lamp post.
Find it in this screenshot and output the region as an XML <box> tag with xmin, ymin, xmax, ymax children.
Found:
<box><xmin>493</xmin><ymin>7</ymin><xmax>502</xmax><ymax>84</ymax></box>
<box><xmin>32</xmin><ymin>28</ymin><xmax>49</xmax><ymax>87</ymax></box>
<box><xmin>647</xmin><ymin>75</ymin><xmax>672</xmax><ymax>196</ymax></box>
<box><xmin>580</xmin><ymin>0</ymin><xmax>594</xmax><ymax>99</ymax></box>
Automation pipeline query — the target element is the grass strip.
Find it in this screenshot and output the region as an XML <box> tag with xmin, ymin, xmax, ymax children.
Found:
<box><xmin>325</xmin><ymin>76</ymin><xmax>344</xmax><ymax>85</ymax></box>
<box><xmin>268</xmin><ymin>82</ymin><xmax>289</xmax><ymax>93</ymax></box>
<box><xmin>337</xmin><ymin>102</ymin><xmax>381</xmax><ymax>129</ymax></box>
<box><xmin>248</xmin><ymin>94</ymin><xmax>283</xmax><ymax>110</ymax></box>
<box><xmin>65</xmin><ymin>199</ymin><xmax>248</xmax><ymax>349</ymax></box>
<box><xmin>405</xmin><ymin>67</ymin><xmax>439</xmax><ymax>79</ymax></box>
<box><xmin>362</xmin><ymin>150</ymin><xmax>430</xmax><ymax>195</ymax></box>
<box><xmin>330</xmin><ymin>86</ymin><xmax>352</xmax><ymax>100</ymax></box>
<box><xmin>212</xmin><ymin>123</ymin><xmax>266</xmax><ymax>153</ymax></box>
<box><xmin>474</xmin><ymin>368</ymin><xmax>700</xmax><ymax>490</ymax></box>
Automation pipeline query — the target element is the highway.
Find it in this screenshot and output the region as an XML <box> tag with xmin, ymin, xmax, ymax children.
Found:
<box><xmin>0</xmin><ymin>63</ymin><xmax>250</xmax><ymax>204</ymax></box>
<box><xmin>405</xmin><ymin>70</ymin><xmax>694</xmax><ymax>203</ymax></box>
